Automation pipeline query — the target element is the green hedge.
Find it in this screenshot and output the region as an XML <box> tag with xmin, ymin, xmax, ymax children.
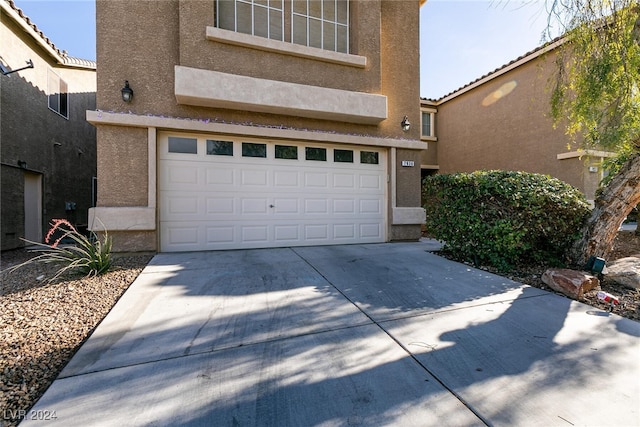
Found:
<box><xmin>422</xmin><ymin>170</ymin><xmax>591</xmax><ymax>270</ymax></box>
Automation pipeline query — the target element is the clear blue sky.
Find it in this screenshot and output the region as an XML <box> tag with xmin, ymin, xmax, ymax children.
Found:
<box><xmin>13</xmin><ymin>0</ymin><xmax>554</xmax><ymax>99</ymax></box>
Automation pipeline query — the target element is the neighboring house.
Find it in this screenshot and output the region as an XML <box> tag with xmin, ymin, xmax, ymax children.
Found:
<box><xmin>1</xmin><ymin>0</ymin><xmax>97</xmax><ymax>251</ymax></box>
<box><xmin>419</xmin><ymin>38</ymin><xmax>611</xmax><ymax>204</ymax></box>
<box><xmin>89</xmin><ymin>0</ymin><xmax>426</xmax><ymax>253</ymax></box>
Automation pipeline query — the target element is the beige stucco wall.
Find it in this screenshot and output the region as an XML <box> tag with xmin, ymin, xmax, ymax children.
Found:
<box><xmin>96</xmin><ymin>0</ymin><xmax>420</xmax><ymax>139</ymax></box>
<box><xmin>95</xmin><ymin>126</ymin><xmax>148</xmax><ymax>207</ymax></box>
<box><xmin>420</xmin><ymin>143</ymin><xmax>438</xmax><ymax>167</ymax></box>
<box><xmin>93</xmin><ymin>0</ymin><xmax>424</xmax><ymax>251</ymax></box>
<box><xmin>1</xmin><ymin>4</ymin><xmax>96</xmax><ymax>250</ymax></box>
<box><xmin>434</xmin><ymin>49</ymin><xmax>602</xmax><ymax>201</ymax></box>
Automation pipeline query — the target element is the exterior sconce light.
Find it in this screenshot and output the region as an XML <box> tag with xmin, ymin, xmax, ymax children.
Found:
<box><xmin>121</xmin><ymin>80</ymin><xmax>133</xmax><ymax>103</ymax></box>
<box><xmin>401</xmin><ymin>115</ymin><xmax>411</xmax><ymax>132</ymax></box>
<box><xmin>17</xmin><ymin>160</ymin><xmax>27</xmax><ymax>169</ymax></box>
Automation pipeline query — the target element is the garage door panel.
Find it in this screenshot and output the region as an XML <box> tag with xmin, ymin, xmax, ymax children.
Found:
<box><xmin>274</xmin><ymin>171</ymin><xmax>299</xmax><ymax>187</ymax></box>
<box><xmin>164</xmin><ymin>225</ymin><xmax>201</xmax><ymax>247</ymax></box>
<box><xmin>273</xmin><ymin>198</ymin><xmax>299</xmax><ymax>214</ymax></box>
<box><xmin>206</xmin><ymin>197</ymin><xmax>235</xmax><ymax>215</ymax></box>
<box><xmin>207</xmin><ymin>226</ymin><xmax>235</xmax><ymax>244</ymax></box>
<box><xmin>165</xmin><ymin>196</ymin><xmax>200</xmax><ymax>215</ymax></box>
<box><xmin>304</xmin><ymin>199</ymin><xmax>329</xmax><ymax>214</ymax></box>
<box><xmin>241</xmin><ymin>198</ymin><xmax>269</xmax><ymax>214</ymax></box>
<box><xmin>166</xmin><ymin>165</ymin><xmax>199</xmax><ymax>185</ymax></box>
<box><xmin>360</xmin><ymin>199</ymin><xmax>383</xmax><ymax>214</ymax></box>
<box><xmin>334</xmin><ymin>224</ymin><xmax>356</xmax><ymax>239</ymax></box>
<box><xmin>241</xmin><ymin>226</ymin><xmax>269</xmax><ymax>242</ymax></box>
<box><xmin>162</xmin><ymin>219</ymin><xmax>384</xmax><ymax>249</ymax></box>
<box><xmin>333</xmin><ymin>199</ymin><xmax>355</xmax><ymax>214</ymax></box>
<box><xmin>304</xmin><ymin>224</ymin><xmax>329</xmax><ymax>240</ymax></box>
<box><xmin>206</xmin><ymin>167</ymin><xmax>235</xmax><ymax>185</ymax></box>
<box><xmin>159</xmin><ymin>136</ymin><xmax>386</xmax><ymax>252</ymax></box>
<box><xmin>360</xmin><ymin>174</ymin><xmax>383</xmax><ymax>190</ymax></box>
<box><xmin>360</xmin><ymin>223</ymin><xmax>383</xmax><ymax>239</ymax></box>
<box><xmin>274</xmin><ymin>225</ymin><xmax>300</xmax><ymax>242</ymax></box>
<box><xmin>333</xmin><ymin>173</ymin><xmax>356</xmax><ymax>188</ymax></box>
<box><xmin>241</xmin><ymin>169</ymin><xmax>269</xmax><ymax>186</ymax></box>
<box><xmin>304</xmin><ymin>172</ymin><xmax>328</xmax><ymax>187</ymax></box>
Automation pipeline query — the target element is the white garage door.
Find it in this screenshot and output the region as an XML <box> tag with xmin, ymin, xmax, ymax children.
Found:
<box><xmin>158</xmin><ymin>134</ymin><xmax>387</xmax><ymax>252</ymax></box>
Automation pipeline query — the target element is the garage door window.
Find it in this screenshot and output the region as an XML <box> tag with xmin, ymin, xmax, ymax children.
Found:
<box><xmin>334</xmin><ymin>149</ymin><xmax>353</xmax><ymax>163</ymax></box>
<box><xmin>242</xmin><ymin>142</ymin><xmax>267</xmax><ymax>158</ymax></box>
<box><xmin>169</xmin><ymin>137</ymin><xmax>198</xmax><ymax>154</ymax></box>
<box><xmin>360</xmin><ymin>151</ymin><xmax>379</xmax><ymax>164</ymax></box>
<box><xmin>306</xmin><ymin>147</ymin><xmax>327</xmax><ymax>161</ymax></box>
<box><xmin>275</xmin><ymin>145</ymin><xmax>298</xmax><ymax>159</ymax></box>
<box><xmin>207</xmin><ymin>140</ymin><xmax>234</xmax><ymax>156</ymax></box>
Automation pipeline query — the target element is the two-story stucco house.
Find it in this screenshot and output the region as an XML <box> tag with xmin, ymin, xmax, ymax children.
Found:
<box><xmin>1</xmin><ymin>0</ymin><xmax>97</xmax><ymax>251</ymax></box>
<box><xmin>88</xmin><ymin>0</ymin><xmax>426</xmax><ymax>253</ymax></box>
<box><xmin>419</xmin><ymin>38</ymin><xmax>611</xmax><ymax>204</ymax></box>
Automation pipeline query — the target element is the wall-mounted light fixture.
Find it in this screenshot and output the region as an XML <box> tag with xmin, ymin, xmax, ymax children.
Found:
<box><xmin>0</xmin><ymin>59</ymin><xmax>34</xmax><ymax>76</ymax></box>
<box><xmin>401</xmin><ymin>115</ymin><xmax>411</xmax><ymax>132</ymax></box>
<box><xmin>17</xmin><ymin>160</ymin><xmax>27</xmax><ymax>169</ymax></box>
<box><xmin>121</xmin><ymin>80</ymin><xmax>133</xmax><ymax>103</ymax></box>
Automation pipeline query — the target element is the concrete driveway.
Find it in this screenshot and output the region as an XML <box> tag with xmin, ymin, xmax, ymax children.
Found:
<box><xmin>24</xmin><ymin>241</ymin><xmax>640</xmax><ymax>426</ymax></box>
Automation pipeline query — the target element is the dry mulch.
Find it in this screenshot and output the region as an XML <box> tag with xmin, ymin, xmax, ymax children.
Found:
<box><xmin>1</xmin><ymin>231</ymin><xmax>638</xmax><ymax>425</ymax></box>
<box><xmin>1</xmin><ymin>251</ymin><xmax>153</xmax><ymax>426</ymax></box>
<box><xmin>452</xmin><ymin>230</ymin><xmax>640</xmax><ymax>322</ymax></box>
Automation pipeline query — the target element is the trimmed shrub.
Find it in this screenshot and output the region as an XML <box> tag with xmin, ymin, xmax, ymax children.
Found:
<box><xmin>422</xmin><ymin>170</ymin><xmax>591</xmax><ymax>271</ymax></box>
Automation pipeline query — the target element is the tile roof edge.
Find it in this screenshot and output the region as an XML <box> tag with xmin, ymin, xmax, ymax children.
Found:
<box><xmin>3</xmin><ymin>0</ymin><xmax>96</xmax><ymax>69</ymax></box>
<box><xmin>428</xmin><ymin>36</ymin><xmax>565</xmax><ymax>104</ymax></box>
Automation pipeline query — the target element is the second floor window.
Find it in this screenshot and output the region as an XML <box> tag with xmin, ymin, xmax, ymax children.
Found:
<box><xmin>421</xmin><ymin>110</ymin><xmax>435</xmax><ymax>139</ymax></box>
<box><xmin>216</xmin><ymin>0</ymin><xmax>349</xmax><ymax>53</ymax></box>
<box><xmin>48</xmin><ymin>69</ymin><xmax>68</xmax><ymax>119</ymax></box>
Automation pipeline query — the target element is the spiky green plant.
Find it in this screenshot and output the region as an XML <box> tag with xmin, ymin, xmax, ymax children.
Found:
<box><xmin>8</xmin><ymin>219</ymin><xmax>112</xmax><ymax>282</ymax></box>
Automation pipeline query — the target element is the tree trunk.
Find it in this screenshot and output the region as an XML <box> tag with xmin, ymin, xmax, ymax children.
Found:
<box><xmin>568</xmin><ymin>152</ymin><xmax>640</xmax><ymax>267</ymax></box>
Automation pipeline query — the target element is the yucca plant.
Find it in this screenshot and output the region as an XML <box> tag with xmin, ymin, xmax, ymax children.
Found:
<box><xmin>8</xmin><ymin>219</ymin><xmax>112</xmax><ymax>282</ymax></box>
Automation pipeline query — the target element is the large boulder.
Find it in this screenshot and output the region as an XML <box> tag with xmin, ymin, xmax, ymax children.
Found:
<box><xmin>542</xmin><ymin>268</ymin><xmax>600</xmax><ymax>300</ymax></box>
<box><xmin>605</xmin><ymin>257</ymin><xmax>640</xmax><ymax>290</ymax></box>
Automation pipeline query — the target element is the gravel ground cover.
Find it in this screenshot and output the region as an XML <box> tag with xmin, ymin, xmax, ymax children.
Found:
<box><xmin>1</xmin><ymin>231</ymin><xmax>638</xmax><ymax>426</ymax></box>
<box><xmin>1</xmin><ymin>251</ymin><xmax>152</xmax><ymax>427</ymax></box>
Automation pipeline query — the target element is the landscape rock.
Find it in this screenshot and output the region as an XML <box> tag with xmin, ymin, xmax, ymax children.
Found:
<box><xmin>605</xmin><ymin>257</ymin><xmax>640</xmax><ymax>290</ymax></box>
<box><xmin>542</xmin><ymin>268</ymin><xmax>600</xmax><ymax>300</ymax></box>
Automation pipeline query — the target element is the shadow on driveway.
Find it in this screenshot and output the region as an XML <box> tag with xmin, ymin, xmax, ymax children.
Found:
<box><xmin>23</xmin><ymin>242</ymin><xmax>640</xmax><ymax>426</ymax></box>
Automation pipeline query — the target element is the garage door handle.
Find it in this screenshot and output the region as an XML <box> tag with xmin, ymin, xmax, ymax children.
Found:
<box><xmin>269</xmin><ymin>204</ymin><xmax>275</xmax><ymax>208</ymax></box>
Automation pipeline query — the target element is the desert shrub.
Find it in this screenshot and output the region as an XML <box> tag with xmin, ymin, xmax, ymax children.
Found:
<box><xmin>8</xmin><ymin>219</ymin><xmax>112</xmax><ymax>282</ymax></box>
<box><xmin>422</xmin><ymin>170</ymin><xmax>591</xmax><ymax>271</ymax></box>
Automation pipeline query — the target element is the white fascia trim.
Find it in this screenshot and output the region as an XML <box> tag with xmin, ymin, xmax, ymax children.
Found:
<box><xmin>86</xmin><ymin>110</ymin><xmax>428</xmax><ymax>150</ymax></box>
<box><xmin>392</xmin><ymin>207</ymin><xmax>426</xmax><ymax>225</ymax></box>
<box><xmin>88</xmin><ymin>207</ymin><xmax>156</xmax><ymax>231</ymax></box>
<box><xmin>556</xmin><ymin>150</ymin><xmax>616</xmax><ymax>160</ymax></box>
<box><xmin>206</xmin><ymin>27</ymin><xmax>366</xmax><ymax>68</ymax></box>
<box><xmin>174</xmin><ymin>65</ymin><xmax>387</xmax><ymax>125</ymax></box>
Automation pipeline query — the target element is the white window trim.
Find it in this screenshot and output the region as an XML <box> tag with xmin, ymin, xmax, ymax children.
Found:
<box><xmin>420</xmin><ymin>108</ymin><xmax>436</xmax><ymax>141</ymax></box>
<box><xmin>206</xmin><ymin>26</ymin><xmax>366</xmax><ymax>68</ymax></box>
